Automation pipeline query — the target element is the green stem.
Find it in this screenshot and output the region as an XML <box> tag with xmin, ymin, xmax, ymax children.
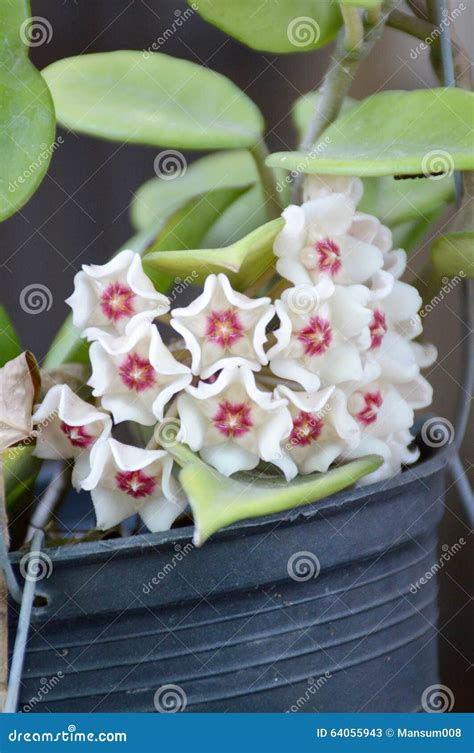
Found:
<box><xmin>340</xmin><ymin>4</ymin><xmax>364</xmax><ymax>51</ymax></box>
<box><xmin>387</xmin><ymin>9</ymin><xmax>434</xmax><ymax>39</ymax></box>
<box><xmin>250</xmin><ymin>142</ymin><xmax>283</xmax><ymax>220</ymax></box>
<box><xmin>291</xmin><ymin>1</ymin><xmax>391</xmax><ymax>202</ymax></box>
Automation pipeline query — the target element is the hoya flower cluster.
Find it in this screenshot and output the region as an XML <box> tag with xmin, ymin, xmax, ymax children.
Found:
<box><xmin>32</xmin><ymin>177</ymin><xmax>435</xmax><ymax>534</ymax></box>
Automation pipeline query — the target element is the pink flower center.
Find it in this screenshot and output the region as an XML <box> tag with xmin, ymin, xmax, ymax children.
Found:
<box><xmin>297</xmin><ymin>316</ymin><xmax>332</xmax><ymax>357</ymax></box>
<box><xmin>369</xmin><ymin>309</ymin><xmax>387</xmax><ymax>349</ymax></box>
<box><xmin>290</xmin><ymin>411</ymin><xmax>323</xmax><ymax>447</ymax></box>
<box><xmin>355</xmin><ymin>391</ymin><xmax>383</xmax><ymax>426</ymax></box>
<box><xmin>101</xmin><ymin>282</ymin><xmax>135</xmax><ymax>322</ymax></box>
<box><xmin>60</xmin><ymin>422</ymin><xmax>94</xmax><ymax>449</ymax></box>
<box><xmin>206</xmin><ymin>309</ymin><xmax>244</xmax><ymax>350</ymax></box>
<box><xmin>115</xmin><ymin>469</ymin><xmax>157</xmax><ymax>499</ymax></box>
<box><xmin>119</xmin><ymin>352</ymin><xmax>156</xmax><ymax>392</ymax></box>
<box><xmin>213</xmin><ymin>400</ymin><xmax>253</xmax><ymax>438</ymax></box>
<box><xmin>315</xmin><ymin>238</ymin><xmax>341</xmax><ymax>276</ymax></box>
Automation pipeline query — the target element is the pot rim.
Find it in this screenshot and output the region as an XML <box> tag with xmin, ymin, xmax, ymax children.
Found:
<box><xmin>10</xmin><ymin>443</ymin><xmax>450</xmax><ymax>564</ymax></box>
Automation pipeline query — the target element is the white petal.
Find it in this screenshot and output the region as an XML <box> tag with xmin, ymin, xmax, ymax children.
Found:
<box><xmin>303</xmin><ymin>175</ymin><xmax>363</xmax><ymax>206</ymax></box>
<box><xmin>304</xmin><ymin>194</ymin><xmax>354</xmax><ymax>237</ymax></box>
<box><xmin>273</xmin><ymin>205</ymin><xmax>307</xmax><ymax>258</ymax></box>
<box><xmin>200</xmin><ymin>442</ymin><xmax>258</xmax><ymax>476</ymax></box>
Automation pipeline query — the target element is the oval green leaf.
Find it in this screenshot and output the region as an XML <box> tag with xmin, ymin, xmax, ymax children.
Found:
<box><xmin>190</xmin><ymin>0</ymin><xmax>341</xmax><ymax>53</ymax></box>
<box><xmin>0</xmin><ymin>305</ymin><xmax>21</xmax><ymax>367</ymax></box>
<box><xmin>43</xmin><ymin>51</ymin><xmax>264</xmax><ymax>149</ymax></box>
<box><xmin>1</xmin><ymin>0</ymin><xmax>56</xmax><ymax>221</ymax></box>
<box><xmin>268</xmin><ymin>88</ymin><xmax>474</xmax><ymax>176</ymax></box>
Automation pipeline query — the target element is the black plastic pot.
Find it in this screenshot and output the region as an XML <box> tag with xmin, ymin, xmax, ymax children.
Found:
<box><xmin>8</xmin><ymin>441</ymin><xmax>449</xmax><ymax>713</ymax></box>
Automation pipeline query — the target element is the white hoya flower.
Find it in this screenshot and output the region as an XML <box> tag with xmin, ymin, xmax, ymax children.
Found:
<box><xmin>343</xmin><ymin>379</ymin><xmax>421</xmax><ymax>484</ymax></box>
<box><xmin>89</xmin><ymin>322</ymin><xmax>191</xmax><ymax>426</ymax></box>
<box><xmin>273</xmin><ymin>194</ymin><xmax>384</xmax><ymax>288</ymax></box>
<box><xmin>80</xmin><ymin>438</ymin><xmax>186</xmax><ymax>532</ymax></box>
<box><xmin>32</xmin><ymin>384</ymin><xmax>111</xmax><ymax>489</ymax></box>
<box><xmin>303</xmin><ymin>174</ymin><xmax>364</xmax><ymax>207</ymax></box>
<box><xmin>66</xmin><ymin>249</ymin><xmax>169</xmax><ymax>339</ymax></box>
<box><xmin>177</xmin><ymin>365</ymin><xmax>295</xmax><ymax>479</ymax></box>
<box><xmin>267</xmin><ymin>280</ymin><xmax>375</xmax><ymax>392</ymax></box>
<box><xmin>171</xmin><ymin>273</ymin><xmax>274</xmax><ymax>379</ymax></box>
<box><xmin>276</xmin><ymin>385</ymin><xmax>360</xmax><ymax>475</ymax></box>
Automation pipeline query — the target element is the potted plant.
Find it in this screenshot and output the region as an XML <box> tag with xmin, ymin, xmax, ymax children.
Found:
<box><xmin>1</xmin><ymin>0</ymin><xmax>472</xmax><ymax>714</ymax></box>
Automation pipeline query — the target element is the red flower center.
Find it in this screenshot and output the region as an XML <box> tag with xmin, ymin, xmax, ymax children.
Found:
<box><xmin>119</xmin><ymin>352</ymin><xmax>156</xmax><ymax>392</ymax></box>
<box><xmin>315</xmin><ymin>238</ymin><xmax>341</xmax><ymax>276</ymax></box>
<box><xmin>101</xmin><ymin>282</ymin><xmax>135</xmax><ymax>322</ymax></box>
<box><xmin>115</xmin><ymin>469</ymin><xmax>157</xmax><ymax>499</ymax></box>
<box><xmin>355</xmin><ymin>391</ymin><xmax>383</xmax><ymax>426</ymax></box>
<box><xmin>206</xmin><ymin>309</ymin><xmax>244</xmax><ymax>350</ymax></box>
<box><xmin>290</xmin><ymin>411</ymin><xmax>324</xmax><ymax>447</ymax></box>
<box><xmin>60</xmin><ymin>422</ymin><xmax>94</xmax><ymax>449</ymax></box>
<box><xmin>213</xmin><ymin>400</ymin><xmax>253</xmax><ymax>438</ymax></box>
<box><xmin>297</xmin><ymin>316</ymin><xmax>332</xmax><ymax>356</ymax></box>
<box><xmin>369</xmin><ymin>309</ymin><xmax>387</xmax><ymax>349</ymax></box>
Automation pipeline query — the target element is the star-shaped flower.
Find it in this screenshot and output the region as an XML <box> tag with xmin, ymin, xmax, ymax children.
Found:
<box><xmin>80</xmin><ymin>438</ymin><xmax>186</xmax><ymax>532</ymax></box>
<box><xmin>88</xmin><ymin>322</ymin><xmax>191</xmax><ymax>425</ymax></box>
<box><xmin>32</xmin><ymin>384</ymin><xmax>111</xmax><ymax>489</ymax></box>
<box><xmin>171</xmin><ymin>273</ymin><xmax>274</xmax><ymax>378</ymax></box>
<box><xmin>66</xmin><ymin>249</ymin><xmax>170</xmax><ymax>339</ymax></box>
<box><xmin>177</xmin><ymin>365</ymin><xmax>294</xmax><ymax>479</ymax></box>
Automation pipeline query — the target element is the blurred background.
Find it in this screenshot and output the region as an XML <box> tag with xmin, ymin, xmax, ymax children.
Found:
<box><xmin>1</xmin><ymin>0</ymin><xmax>472</xmax><ymax>709</ymax></box>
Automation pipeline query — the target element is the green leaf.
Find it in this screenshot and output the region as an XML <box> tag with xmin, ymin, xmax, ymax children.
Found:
<box><xmin>43</xmin><ymin>316</ymin><xmax>90</xmax><ymax>370</ymax></box>
<box><xmin>202</xmin><ymin>184</ymin><xmax>268</xmax><ymax>247</ymax></box>
<box><xmin>0</xmin><ymin>306</ymin><xmax>21</xmax><ymax>367</ymax></box>
<box><xmin>0</xmin><ymin>0</ymin><xmax>56</xmax><ymax>221</ymax></box>
<box><xmin>143</xmin><ymin>217</ymin><xmax>284</xmax><ymax>291</ymax></box>
<box><xmin>131</xmin><ymin>150</ymin><xmax>260</xmax><ymax>231</ymax></box>
<box><xmin>431</xmin><ymin>231</ymin><xmax>474</xmax><ymax>279</ymax></box>
<box><xmin>178</xmin><ymin>453</ymin><xmax>382</xmax><ymax>546</ymax></box>
<box><xmin>3</xmin><ymin>444</ymin><xmax>41</xmax><ymax>513</ymax></box>
<box><xmin>292</xmin><ymin>92</ymin><xmax>455</xmax><ymax>225</ymax></box>
<box><xmin>190</xmin><ymin>1</ymin><xmax>341</xmax><ymax>53</ymax></box>
<box><xmin>339</xmin><ymin>0</ymin><xmax>381</xmax><ymax>7</ymax></box>
<box><xmin>391</xmin><ymin>211</ymin><xmax>441</xmax><ymax>255</ymax></box>
<box><xmin>43</xmin><ymin>51</ymin><xmax>264</xmax><ymax>149</ymax></box>
<box><xmin>267</xmin><ymin>89</ymin><xmax>474</xmax><ymax>176</ymax></box>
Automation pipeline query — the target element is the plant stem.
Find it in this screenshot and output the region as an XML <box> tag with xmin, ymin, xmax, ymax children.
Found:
<box><xmin>387</xmin><ymin>9</ymin><xmax>434</xmax><ymax>39</ymax></box>
<box><xmin>250</xmin><ymin>142</ymin><xmax>283</xmax><ymax>220</ymax></box>
<box><xmin>291</xmin><ymin>1</ymin><xmax>391</xmax><ymax>203</ymax></box>
<box><xmin>340</xmin><ymin>5</ymin><xmax>364</xmax><ymax>51</ymax></box>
